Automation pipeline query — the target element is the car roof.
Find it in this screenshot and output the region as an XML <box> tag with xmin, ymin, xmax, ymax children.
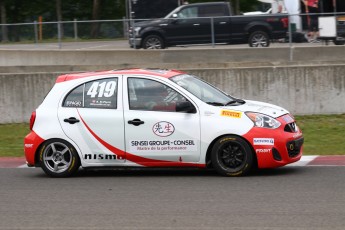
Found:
<box><xmin>55</xmin><ymin>68</ymin><xmax>185</xmax><ymax>83</ymax></box>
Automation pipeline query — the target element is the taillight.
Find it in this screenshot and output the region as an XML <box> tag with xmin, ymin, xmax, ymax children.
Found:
<box><xmin>281</xmin><ymin>18</ymin><xmax>289</xmax><ymax>28</ymax></box>
<box><xmin>29</xmin><ymin>111</ymin><xmax>36</xmax><ymax>130</ymax></box>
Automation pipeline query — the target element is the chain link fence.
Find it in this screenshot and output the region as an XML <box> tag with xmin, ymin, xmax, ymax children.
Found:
<box><xmin>0</xmin><ymin>13</ymin><xmax>344</xmax><ymax>51</ymax></box>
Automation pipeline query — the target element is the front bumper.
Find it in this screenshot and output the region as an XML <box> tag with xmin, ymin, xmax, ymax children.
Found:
<box><xmin>243</xmin><ymin>114</ymin><xmax>303</xmax><ymax>169</ymax></box>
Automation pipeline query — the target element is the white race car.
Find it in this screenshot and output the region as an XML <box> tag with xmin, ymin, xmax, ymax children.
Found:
<box><xmin>24</xmin><ymin>69</ymin><xmax>303</xmax><ymax>177</ymax></box>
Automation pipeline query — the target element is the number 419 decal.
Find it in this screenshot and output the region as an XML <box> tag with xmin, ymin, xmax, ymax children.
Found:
<box><xmin>87</xmin><ymin>80</ymin><xmax>117</xmax><ymax>98</ymax></box>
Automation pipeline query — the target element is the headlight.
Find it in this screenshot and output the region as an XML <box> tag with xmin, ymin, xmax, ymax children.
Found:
<box><xmin>245</xmin><ymin>112</ymin><xmax>281</xmax><ymax>129</ymax></box>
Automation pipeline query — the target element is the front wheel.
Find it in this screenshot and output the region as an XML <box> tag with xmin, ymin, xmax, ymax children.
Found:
<box><xmin>142</xmin><ymin>35</ymin><xmax>165</xmax><ymax>49</ymax></box>
<box><xmin>248</xmin><ymin>31</ymin><xmax>270</xmax><ymax>47</ymax></box>
<box><xmin>39</xmin><ymin>139</ymin><xmax>80</xmax><ymax>177</ymax></box>
<box><xmin>211</xmin><ymin>135</ymin><xmax>253</xmax><ymax>176</ymax></box>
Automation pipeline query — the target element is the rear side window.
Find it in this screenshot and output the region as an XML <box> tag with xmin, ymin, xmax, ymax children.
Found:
<box><xmin>199</xmin><ymin>5</ymin><xmax>228</xmax><ymax>17</ymax></box>
<box><xmin>63</xmin><ymin>78</ymin><xmax>118</xmax><ymax>109</ymax></box>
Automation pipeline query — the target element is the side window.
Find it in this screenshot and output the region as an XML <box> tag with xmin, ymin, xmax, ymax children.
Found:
<box><xmin>177</xmin><ymin>6</ymin><xmax>198</xmax><ymax>18</ymax></box>
<box><xmin>128</xmin><ymin>78</ymin><xmax>189</xmax><ymax>112</ymax></box>
<box><xmin>63</xmin><ymin>84</ymin><xmax>84</xmax><ymax>107</ymax></box>
<box><xmin>199</xmin><ymin>5</ymin><xmax>228</xmax><ymax>17</ymax></box>
<box><xmin>63</xmin><ymin>78</ymin><xmax>118</xmax><ymax>109</ymax></box>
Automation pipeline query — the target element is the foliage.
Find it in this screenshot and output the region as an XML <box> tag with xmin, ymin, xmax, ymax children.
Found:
<box><xmin>1</xmin><ymin>0</ymin><xmax>262</xmax><ymax>23</ymax></box>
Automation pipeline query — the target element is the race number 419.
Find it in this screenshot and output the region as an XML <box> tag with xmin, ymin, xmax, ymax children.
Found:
<box><xmin>87</xmin><ymin>81</ymin><xmax>117</xmax><ymax>98</ymax></box>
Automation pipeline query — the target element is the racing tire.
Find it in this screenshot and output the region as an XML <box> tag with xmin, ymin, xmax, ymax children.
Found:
<box><xmin>39</xmin><ymin>139</ymin><xmax>80</xmax><ymax>177</ymax></box>
<box><xmin>142</xmin><ymin>35</ymin><xmax>165</xmax><ymax>49</ymax></box>
<box><xmin>211</xmin><ymin>135</ymin><xmax>253</xmax><ymax>177</ymax></box>
<box><xmin>248</xmin><ymin>31</ymin><xmax>270</xmax><ymax>47</ymax></box>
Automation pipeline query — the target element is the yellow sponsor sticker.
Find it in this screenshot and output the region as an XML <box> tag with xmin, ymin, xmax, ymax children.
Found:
<box><xmin>220</xmin><ymin>110</ymin><xmax>242</xmax><ymax>118</ymax></box>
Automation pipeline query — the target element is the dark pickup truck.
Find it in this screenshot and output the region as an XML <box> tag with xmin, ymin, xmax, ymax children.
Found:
<box><xmin>129</xmin><ymin>2</ymin><xmax>288</xmax><ymax>49</ymax></box>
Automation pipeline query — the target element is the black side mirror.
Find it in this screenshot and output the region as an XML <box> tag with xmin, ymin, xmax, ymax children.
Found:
<box><xmin>176</xmin><ymin>101</ymin><xmax>196</xmax><ymax>113</ymax></box>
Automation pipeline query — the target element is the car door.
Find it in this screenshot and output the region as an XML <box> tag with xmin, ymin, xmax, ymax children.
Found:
<box><xmin>123</xmin><ymin>75</ymin><xmax>201</xmax><ymax>166</ymax></box>
<box><xmin>57</xmin><ymin>76</ymin><xmax>126</xmax><ymax>166</ymax></box>
<box><xmin>165</xmin><ymin>5</ymin><xmax>211</xmax><ymax>45</ymax></box>
<box><xmin>198</xmin><ymin>4</ymin><xmax>231</xmax><ymax>43</ymax></box>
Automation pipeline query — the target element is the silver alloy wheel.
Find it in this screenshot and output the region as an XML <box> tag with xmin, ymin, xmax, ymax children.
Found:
<box><xmin>251</xmin><ymin>33</ymin><xmax>268</xmax><ymax>47</ymax></box>
<box><xmin>145</xmin><ymin>37</ymin><xmax>162</xmax><ymax>49</ymax></box>
<box><xmin>43</xmin><ymin>142</ymin><xmax>72</xmax><ymax>173</ymax></box>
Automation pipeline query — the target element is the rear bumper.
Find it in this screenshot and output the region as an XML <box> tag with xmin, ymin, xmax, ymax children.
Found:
<box><xmin>24</xmin><ymin>131</ymin><xmax>45</xmax><ymax>166</ymax></box>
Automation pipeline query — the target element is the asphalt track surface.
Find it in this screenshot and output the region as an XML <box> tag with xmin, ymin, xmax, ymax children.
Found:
<box><xmin>1</xmin><ymin>163</ymin><xmax>345</xmax><ymax>230</ymax></box>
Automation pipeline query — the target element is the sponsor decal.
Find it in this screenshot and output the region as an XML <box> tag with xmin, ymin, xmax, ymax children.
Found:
<box><xmin>256</xmin><ymin>149</ymin><xmax>272</xmax><ymax>153</ymax></box>
<box><xmin>253</xmin><ymin>138</ymin><xmax>274</xmax><ymax>145</ymax></box>
<box><xmin>24</xmin><ymin>144</ymin><xmax>33</xmax><ymax>148</ymax></box>
<box><xmin>220</xmin><ymin>137</ymin><xmax>236</xmax><ymax>143</ymax></box>
<box><xmin>84</xmin><ymin>153</ymin><xmax>123</xmax><ymax>160</ymax></box>
<box><xmin>65</xmin><ymin>100</ymin><xmax>82</xmax><ymax>107</ymax></box>
<box><xmin>89</xmin><ymin>100</ymin><xmax>113</xmax><ymax>107</ymax></box>
<box><xmin>152</xmin><ymin>121</ymin><xmax>175</xmax><ymax>137</ymax></box>
<box><xmin>220</xmin><ymin>110</ymin><xmax>242</xmax><ymax>118</ymax></box>
<box><xmin>129</xmin><ymin>140</ymin><xmax>197</xmax><ymax>152</ymax></box>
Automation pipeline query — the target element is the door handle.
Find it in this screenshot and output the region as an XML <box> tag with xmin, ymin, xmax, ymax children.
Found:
<box><xmin>193</xmin><ymin>24</ymin><xmax>200</xmax><ymax>26</ymax></box>
<box><xmin>128</xmin><ymin>119</ymin><xmax>145</xmax><ymax>126</ymax></box>
<box><xmin>219</xmin><ymin>22</ymin><xmax>227</xmax><ymax>24</ymax></box>
<box><xmin>64</xmin><ymin>117</ymin><xmax>80</xmax><ymax>124</ymax></box>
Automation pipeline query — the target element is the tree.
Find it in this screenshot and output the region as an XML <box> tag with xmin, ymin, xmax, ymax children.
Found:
<box><xmin>55</xmin><ymin>0</ymin><xmax>64</xmax><ymax>38</ymax></box>
<box><xmin>0</xmin><ymin>0</ymin><xmax>8</xmax><ymax>42</ymax></box>
<box><xmin>91</xmin><ymin>0</ymin><xmax>100</xmax><ymax>38</ymax></box>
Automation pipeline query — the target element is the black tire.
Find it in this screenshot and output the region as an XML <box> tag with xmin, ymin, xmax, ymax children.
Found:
<box><xmin>211</xmin><ymin>135</ymin><xmax>253</xmax><ymax>177</ymax></box>
<box><xmin>248</xmin><ymin>31</ymin><xmax>270</xmax><ymax>47</ymax></box>
<box><xmin>142</xmin><ymin>34</ymin><xmax>165</xmax><ymax>49</ymax></box>
<box><xmin>39</xmin><ymin>139</ymin><xmax>80</xmax><ymax>177</ymax></box>
<box><xmin>333</xmin><ymin>40</ymin><xmax>345</xmax><ymax>45</ymax></box>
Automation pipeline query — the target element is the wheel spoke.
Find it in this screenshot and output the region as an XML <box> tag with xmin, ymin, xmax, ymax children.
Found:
<box><xmin>51</xmin><ymin>143</ymin><xmax>57</xmax><ymax>153</ymax></box>
<box><xmin>61</xmin><ymin>147</ymin><xmax>69</xmax><ymax>156</ymax></box>
<box><xmin>53</xmin><ymin>163</ymin><xmax>59</xmax><ymax>172</ymax></box>
<box><xmin>45</xmin><ymin>156</ymin><xmax>53</xmax><ymax>161</ymax></box>
<box><xmin>61</xmin><ymin>159</ymin><xmax>69</xmax><ymax>166</ymax></box>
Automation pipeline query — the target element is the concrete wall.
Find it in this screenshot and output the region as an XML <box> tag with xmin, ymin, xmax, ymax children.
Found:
<box><xmin>1</xmin><ymin>65</ymin><xmax>344</xmax><ymax>123</ymax></box>
<box><xmin>0</xmin><ymin>46</ymin><xmax>345</xmax><ymax>67</ymax></box>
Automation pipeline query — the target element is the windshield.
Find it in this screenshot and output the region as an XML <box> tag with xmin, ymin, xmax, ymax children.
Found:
<box><xmin>170</xmin><ymin>74</ymin><xmax>235</xmax><ymax>106</ymax></box>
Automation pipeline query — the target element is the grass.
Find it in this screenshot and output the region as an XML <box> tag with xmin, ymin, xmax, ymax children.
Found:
<box><xmin>0</xmin><ymin>114</ymin><xmax>344</xmax><ymax>157</ymax></box>
<box><xmin>0</xmin><ymin>123</ymin><xmax>29</xmax><ymax>157</ymax></box>
<box><xmin>295</xmin><ymin>114</ymin><xmax>345</xmax><ymax>155</ymax></box>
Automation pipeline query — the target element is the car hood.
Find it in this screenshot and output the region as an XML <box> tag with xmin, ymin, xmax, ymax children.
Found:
<box><xmin>223</xmin><ymin>100</ymin><xmax>289</xmax><ymax>118</ymax></box>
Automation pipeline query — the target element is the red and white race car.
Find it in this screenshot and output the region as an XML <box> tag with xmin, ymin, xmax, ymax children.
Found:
<box><xmin>24</xmin><ymin>69</ymin><xmax>303</xmax><ymax>177</ymax></box>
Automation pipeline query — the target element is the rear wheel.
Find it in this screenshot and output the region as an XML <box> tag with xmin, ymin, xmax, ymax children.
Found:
<box><xmin>248</xmin><ymin>31</ymin><xmax>270</xmax><ymax>47</ymax></box>
<box><xmin>39</xmin><ymin>139</ymin><xmax>80</xmax><ymax>177</ymax></box>
<box><xmin>334</xmin><ymin>40</ymin><xmax>345</xmax><ymax>45</ymax></box>
<box><xmin>211</xmin><ymin>135</ymin><xmax>253</xmax><ymax>176</ymax></box>
<box><xmin>142</xmin><ymin>35</ymin><xmax>165</xmax><ymax>49</ymax></box>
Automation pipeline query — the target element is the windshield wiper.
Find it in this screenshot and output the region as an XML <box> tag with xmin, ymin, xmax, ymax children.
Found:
<box><xmin>206</xmin><ymin>102</ymin><xmax>225</xmax><ymax>106</ymax></box>
<box><xmin>225</xmin><ymin>99</ymin><xmax>246</xmax><ymax>106</ymax></box>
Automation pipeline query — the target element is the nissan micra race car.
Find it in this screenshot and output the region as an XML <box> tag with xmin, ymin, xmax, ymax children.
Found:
<box><xmin>24</xmin><ymin>69</ymin><xmax>303</xmax><ymax>177</ymax></box>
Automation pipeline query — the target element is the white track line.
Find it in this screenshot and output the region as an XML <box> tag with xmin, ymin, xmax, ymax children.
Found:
<box><xmin>287</xmin><ymin>155</ymin><xmax>318</xmax><ymax>167</ymax></box>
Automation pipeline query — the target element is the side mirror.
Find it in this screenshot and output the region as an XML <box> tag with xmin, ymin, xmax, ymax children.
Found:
<box><xmin>176</xmin><ymin>101</ymin><xmax>196</xmax><ymax>113</ymax></box>
<box><xmin>172</xmin><ymin>13</ymin><xmax>178</xmax><ymax>18</ymax></box>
